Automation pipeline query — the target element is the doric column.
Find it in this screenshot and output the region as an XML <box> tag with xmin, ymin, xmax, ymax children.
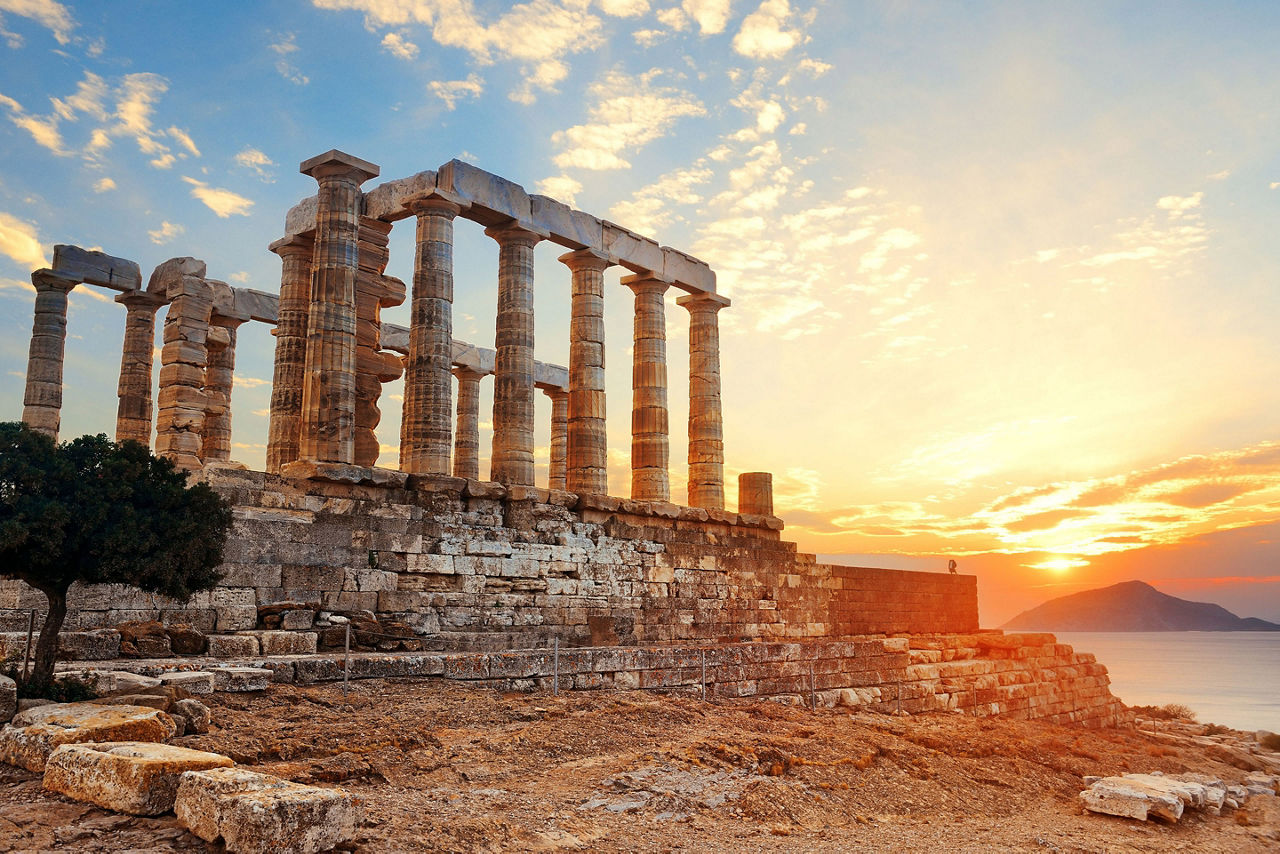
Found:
<box><xmin>114</xmin><ymin>289</ymin><xmax>167</xmax><ymax>447</ymax></box>
<box><xmin>354</xmin><ymin>218</ymin><xmax>404</xmax><ymax>468</ymax></box>
<box><xmin>155</xmin><ymin>274</ymin><xmax>213</xmax><ymax>471</ymax></box>
<box><xmin>559</xmin><ymin>249</ymin><xmax>610</xmax><ymax>495</ymax></box>
<box><xmin>266</xmin><ymin>233</ymin><xmax>314</xmax><ymax>473</ymax></box>
<box><xmin>677</xmin><ymin>292</ymin><xmax>731</xmax><ymax>509</ymax></box>
<box><xmin>451</xmin><ymin>366</ymin><xmax>484</xmax><ymax>481</ymax></box>
<box><xmin>622</xmin><ymin>274</ymin><xmax>671</xmax><ymax>502</ymax></box>
<box><xmin>739</xmin><ymin>472</ymin><xmax>774</xmax><ymax>516</ymax></box>
<box><xmin>401</xmin><ymin>196</ymin><xmax>461</xmax><ymax>474</ymax></box>
<box><xmin>544</xmin><ymin>387</ymin><xmax>569</xmax><ymax>491</ymax></box>
<box><xmin>297</xmin><ymin>150</ymin><xmax>378</xmax><ymax>464</ymax></box>
<box><xmin>21</xmin><ymin>270</ymin><xmax>78</xmax><ymax>439</ymax></box>
<box><xmin>201</xmin><ymin>315</ymin><xmax>246</xmax><ymax>463</ymax></box>
<box><xmin>484</xmin><ymin>222</ymin><xmax>542</xmax><ymax>487</ymax></box>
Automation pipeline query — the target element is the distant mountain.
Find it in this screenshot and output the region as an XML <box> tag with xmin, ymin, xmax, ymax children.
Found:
<box><xmin>1001</xmin><ymin>580</ymin><xmax>1280</xmax><ymax>632</ymax></box>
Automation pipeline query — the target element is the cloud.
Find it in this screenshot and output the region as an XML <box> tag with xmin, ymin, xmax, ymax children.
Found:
<box><xmin>270</xmin><ymin>32</ymin><xmax>309</xmax><ymax>85</ymax></box>
<box><xmin>1155</xmin><ymin>191</ymin><xmax>1202</xmax><ymax>218</ymax></box>
<box><xmin>0</xmin><ymin>0</ymin><xmax>74</xmax><ymax>44</ymax></box>
<box><xmin>0</xmin><ymin>210</ymin><xmax>48</xmax><ymax>269</ymax></box>
<box><xmin>235</xmin><ymin>147</ymin><xmax>275</xmax><ymax>181</ymax></box>
<box><xmin>232</xmin><ymin>376</ymin><xmax>270</xmax><ymax>388</ymax></box>
<box><xmin>535</xmin><ymin>174</ymin><xmax>583</xmax><ymax>205</ymax></box>
<box><xmin>733</xmin><ymin>0</ymin><xmax>802</xmax><ymax>59</ymax></box>
<box><xmin>92</xmin><ymin>176</ymin><xmax>115</xmax><ymax>192</ymax></box>
<box><xmin>682</xmin><ymin>0</ymin><xmax>731</xmax><ymax>34</ymax></box>
<box><xmin>1076</xmin><ymin>191</ymin><xmax>1209</xmax><ymax>270</ymax></box>
<box><xmin>610</xmin><ymin>164</ymin><xmax>712</xmax><ymax>235</ymax></box>
<box><xmin>598</xmin><ymin>0</ymin><xmax>648</xmax><ymax>15</ymax></box>
<box><xmin>381</xmin><ymin>30</ymin><xmax>418</xmax><ymax>59</ymax></box>
<box><xmin>552</xmin><ymin>68</ymin><xmax>704</xmax><ymax>170</ymax></box>
<box><xmin>429</xmin><ymin>73</ymin><xmax>484</xmax><ymax>110</ymax></box>
<box><xmin>167</xmin><ymin>125</ymin><xmax>200</xmax><ymax>157</ymax></box>
<box><xmin>229</xmin><ymin>271</ymin><xmax>250</xmax><ymax>283</ymax></box>
<box><xmin>147</xmin><ymin>220</ymin><xmax>184</xmax><ymax>244</ymax></box>
<box><xmin>182</xmin><ymin>177</ymin><xmax>254</xmax><ymax>217</ymax></box>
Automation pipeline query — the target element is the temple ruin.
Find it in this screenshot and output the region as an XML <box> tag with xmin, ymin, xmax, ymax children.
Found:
<box><xmin>3</xmin><ymin>150</ymin><xmax>1129</xmax><ymax>726</ymax></box>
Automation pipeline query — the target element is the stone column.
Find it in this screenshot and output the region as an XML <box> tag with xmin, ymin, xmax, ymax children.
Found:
<box><xmin>677</xmin><ymin>292</ymin><xmax>730</xmax><ymax>510</ymax></box>
<box><xmin>484</xmin><ymin>222</ymin><xmax>542</xmax><ymax>487</ymax></box>
<box><xmin>559</xmin><ymin>249</ymin><xmax>610</xmax><ymax>495</ymax></box>
<box><xmin>114</xmin><ymin>289</ymin><xmax>166</xmax><ymax>446</ymax></box>
<box><xmin>201</xmin><ymin>316</ymin><xmax>246</xmax><ymax>463</ymax></box>
<box><xmin>401</xmin><ymin>196</ymin><xmax>461</xmax><ymax>474</ymax></box>
<box><xmin>21</xmin><ymin>270</ymin><xmax>78</xmax><ymax>438</ymax></box>
<box><xmin>545</xmin><ymin>387</ymin><xmax>569</xmax><ymax>491</ymax></box>
<box><xmin>155</xmin><ymin>274</ymin><xmax>213</xmax><ymax>471</ymax></box>
<box><xmin>739</xmin><ymin>472</ymin><xmax>774</xmax><ymax>516</ymax></box>
<box><xmin>265</xmin><ymin>234</ymin><xmax>314</xmax><ymax>473</ymax></box>
<box><xmin>297</xmin><ymin>150</ymin><xmax>378</xmax><ymax>465</ymax></box>
<box><xmin>451</xmin><ymin>366</ymin><xmax>484</xmax><ymax>481</ymax></box>
<box><xmin>622</xmin><ymin>274</ymin><xmax>671</xmax><ymax>502</ymax></box>
<box><xmin>354</xmin><ymin>218</ymin><xmax>405</xmax><ymax>468</ymax></box>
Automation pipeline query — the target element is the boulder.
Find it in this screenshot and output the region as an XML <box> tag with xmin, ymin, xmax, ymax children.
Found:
<box><xmin>0</xmin><ymin>675</ymin><xmax>15</xmax><ymax>724</ymax></box>
<box><xmin>43</xmin><ymin>741</ymin><xmax>232</xmax><ymax>815</ymax></box>
<box><xmin>1080</xmin><ymin>773</ymin><xmax>1222</xmax><ymax>823</ymax></box>
<box><xmin>117</xmin><ymin>620</ymin><xmax>173</xmax><ymax>658</ymax></box>
<box><xmin>171</xmin><ymin>698</ymin><xmax>212</xmax><ymax>734</ymax></box>
<box><xmin>0</xmin><ymin>703</ymin><xmax>176</xmax><ymax>771</ymax></box>
<box><xmin>175</xmin><ymin>766</ymin><xmax>361</xmax><ymax>854</ymax></box>
<box><xmin>210</xmin><ymin>667</ymin><xmax>271</xmax><ymax>692</ymax></box>
<box><xmin>208</xmin><ymin>634</ymin><xmax>260</xmax><ymax>658</ymax></box>
<box><xmin>166</xmin><ymin>624</ymin><xmax>207</xmax><ymax>655</ymax></box>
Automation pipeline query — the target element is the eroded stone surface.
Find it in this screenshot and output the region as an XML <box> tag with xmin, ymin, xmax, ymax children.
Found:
<box><xmin>0</xmin><ymin>675</ymin><xmax>15</xmax><ymax>724</ymax></box>
<box><xmin>1080</xmin><ymin>773</ymin><xmax>1232</xmax><ymax>822</ymax></box>
<box><xmin>42</xmin><ymin>741</ymin><xmax>232</xmax><ymax>815</ymax></box>
<box><xmin>175</xmin><ymin>766</ymin><xmax>360</xmax><ymax>854</ymax></box>
<box><xmin>0</xmin><ymin>702</ymin><xmax>176</xmax><ymax>771</ymax></box>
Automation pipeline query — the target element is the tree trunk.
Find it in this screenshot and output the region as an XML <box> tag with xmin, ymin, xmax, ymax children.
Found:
<box><xmin>27</xmin><ymin>588</ymin><xmax>66</xmax><ymax>696</ymax></box>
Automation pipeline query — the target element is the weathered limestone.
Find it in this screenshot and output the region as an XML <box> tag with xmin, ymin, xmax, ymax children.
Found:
<box><xmin>739</xmin><ymin>472</ymin><xmax>774</xmax><ymax>516</ymax></box>
<box><xmin>0</xmin><ymin>703</ymin><xmax>176</xmax><ymax>772</ymax></box>
<box><xmin>1078</xmin><ymin>774</ymin><xmax>1218</xmax><ymax>822</ymax></box>
<box><xmin>297</xmin><ymin>150</ymin><xmax>379</xmax><ymax>465</ymax></box>
<box><xmin>266</xmin><ymin>234</ymin><xmax>315</xmax><ymax>473</ymax></box>
<box><xmin>451</xmin><ymin>366</ymin><xmax>484</xmax><ymax>480</ymax></box>
<box><xmin>545</xmin><ymin>387</ymin><xmax>568</xmax><ymax>491</ymax></box>
<box><xmin>401</xmin><ymin>196</ymin><xmax>461</xmax><ymax>474</ymax></box>
<box><xmin>114</xmin><ymin>289</ymin><xmax>167</xmax><ymax>446</ymax></box>
<box><xmin>0</xmin><ymin>675</ymin><xmax>15</xmax><ymax>724</ymax></box>
<box><xmin>486</xmin><ymin>222</ymin><xmax>542</xmax><ymax>487</ymax></box>
<box><xmin>203</xmin><ymin>297</ymin><xmax>248</xmax><ymax>463</ymax></box>
<box><xmin>678</xmin><ymin>292</ymin><xmax>730</xmax><ymax>510</ymax></box>
<box><xmin>623</xmin><ymin>274</ymin><xmax>671</xmax><ymax>502</ymax></box>
<box><xmin>52</xmin><ymin>245</ymin><xmax>141</xmax><ymax>291</ymax></box>
<box><xmin>561</xmin><ymin>249</ymin><xmax>610</xmax><ymax>495</ymax></box>
<box><xmin>155</xmin><ymin>274</ymin><xmax>213</xmax><ymax>470</ymax></box>
<box><xmin>354</xmin><ymin>217</ymin><xmax>405</xmax><ymax>467</ymax></box>
<box><xmin>21</xmin><ymin>269</ymin><xmax>78</xmax><ymax>438</ymax></box>
<box><xmin>43</xmin><ymin>742</ymin><xmax>233</xmax><ymax>815</ymax></box>
<box><xmin>175</xmin><ymin>766</ymin><xmax>361</xmax><ymax>854</ymax></box>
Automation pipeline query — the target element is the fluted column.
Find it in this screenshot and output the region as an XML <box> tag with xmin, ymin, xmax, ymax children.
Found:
<box><xmin>622</xmin><ymin>274</ymin><xmax>671</xmax><ymax>502</ymax></box>
<box><xmin>266</xmin><ymin>234</ymin><xmax>314</xmax><ymax>473</ymax></box>
<box><xmin>559</xmin><ymin>249</ymin><xmax>610</xmax><ymax>495</ymax></box>
<box><xmin>451</xmin><ymin>366</ymin><xmax>484</xmax><ymax>480</ymax></box>
<box><xmin>485</xmin><ymin>222</ymin><xmax>542</xmax><ymax>487</ymax></box>
<box><xmin>114</xmin><ymin>289</ymin><xmax>166</xmax><ymax>446</ymax></box>
<box><xmin>677</xmin><ymin>292</ymin><xmax>730</xmax><ymax>509</ymax></box>
<box><xmin>155</xmin><ymin>274</ymin><xmax>213</xmax><ymax>471</ymax></box>
<box><xmin>21</xmin><ymin>270</ymin><xmax>78</xmax><ymax>439</ymax></box>
<box><xmin>202</xmin><ymin>316</ymin><xmax>245</xmax><ymax>463</ymax></box>
<box><xmin>401</xmin><ymin>196</ymin><xmax>461</xmax><ymax>474</ymax></box>
<box><xmin>297</xmin><ymin>150</ymin><xmax>378</xmax><ymax>464</ymax></box>
<box><xmin>545</xmin><ymin>387</ymin><xmax>568</xmax><ymax>491</ymax></box>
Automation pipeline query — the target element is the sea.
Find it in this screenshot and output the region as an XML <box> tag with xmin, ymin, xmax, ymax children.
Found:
<box><xmin>1055</xmin><ymin>632</ymin><xmax>1280</xmax><ymax>733</ymax></box>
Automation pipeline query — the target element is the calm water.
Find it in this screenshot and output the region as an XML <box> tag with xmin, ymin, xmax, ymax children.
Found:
<box><xmin>1056</xmin><ymin>632</ymin><xmax>1280</xmax><ymax>732</ymax></box>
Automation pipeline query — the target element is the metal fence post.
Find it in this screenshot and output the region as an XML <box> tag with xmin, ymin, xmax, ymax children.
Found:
<box><xmin>342</xmin><ymin>622</ymin><xmax>351</xmax><ymax>700</ymax></box>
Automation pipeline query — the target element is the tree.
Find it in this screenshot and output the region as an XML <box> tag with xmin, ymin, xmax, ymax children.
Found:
<box><xmin>0</xmin><ymin>422</ymin><xmax>231</xmax><ymax>694</ymax></box>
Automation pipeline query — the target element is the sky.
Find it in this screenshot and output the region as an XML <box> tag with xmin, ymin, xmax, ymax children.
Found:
<box><xmin>1</xmin><ymin>1</ymin><xmax>1278</xmax><ymax>626</ymax></box>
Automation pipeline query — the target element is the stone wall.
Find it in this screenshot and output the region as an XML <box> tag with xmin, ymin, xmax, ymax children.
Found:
<box><xmin>0</xmin><ymin>466</ymin><xmax>978</xmax><ymax>648</ymax></box>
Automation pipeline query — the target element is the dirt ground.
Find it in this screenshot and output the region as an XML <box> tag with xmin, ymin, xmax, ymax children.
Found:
<box><xmin>1</xmin><ymin>678</ymin><xmax>1277</xmax><ymax>853</ymax></box>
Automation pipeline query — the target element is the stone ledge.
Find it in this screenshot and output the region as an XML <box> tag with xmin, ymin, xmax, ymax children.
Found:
<box><xmin>43</xmin><ymin>741</ymin><xmax>233</xmax><ymax>815</ymax></box>
<box><xmin>279</xmin><ymin>461</ymin><xmax>409</xmax><ymax>488</ymax></box>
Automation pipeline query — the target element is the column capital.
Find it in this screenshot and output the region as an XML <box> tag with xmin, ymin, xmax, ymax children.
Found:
<box><xmin>539</xmin><ymin>385</ymin><xmax>568</xmax><ymax>401</ymax></box>
<box><xmin>484</xmin><ymin>220</ymin><xmax>546</xmax><ymax>247</ymax></box>
<box><xmin>558</xmin><ymin>248</ymin><xmax>611</xmax><ymax>274</ymax></box>
<box><xmin>408</xmin><ymin>192</ymin><xmax>464</xmax><ymax>217</ymax></box>
<box><xmin>620</xmin><ymin>273</ymin><xmax>669</xmax><ymax>296</ymax></box>
<box><xmin>269</xmin><ymin>234</ymin><xmax>315</xmax><ymax>259</ymax></box>
<box><xmin>31</xmin><ymin>269</ymin><xmax>78</xmax><ymax>292</ymax></box>
<box><xmin>451</xmin><ymin>365</ymin><xmax>487</xmax><ymax>382</ymax></box>
<box><xmin>114</xmin><ymin>288</ymin><xmax>168</xmax><ymax>311</ymax></box>
<box><xmin>210</xmin><ymin>312</ymin><xmax>250</xmax><ymax>330</ymax></box>
<box><xmin>676</xmin><ymin>291</ymin><xmax>731</xmax><ymax>312</ymax></box>
<box><xmin>299</xmin><ymin>149</ymin><xmax>379</xmax><ymax>184</ymax></box>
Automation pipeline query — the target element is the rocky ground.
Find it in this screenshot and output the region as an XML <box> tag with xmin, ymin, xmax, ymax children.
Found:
<box><xmin>1</xmin><ymin>678</ymin><xmax>1277</xmax><ymax>853</ymax></box>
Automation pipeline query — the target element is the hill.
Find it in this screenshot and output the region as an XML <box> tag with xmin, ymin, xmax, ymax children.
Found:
<box><xmin>1001</xmin><ymin>580</ymin><xmax>1280</xmax><ymax>632</ymax></box>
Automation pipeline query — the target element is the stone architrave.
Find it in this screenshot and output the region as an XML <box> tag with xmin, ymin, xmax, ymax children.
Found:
<box><xmin>622</xmin><ymin>274</ymin><xmax>671</xmax><ymax>502</ymax></box>
<box><xmin>738</xmin><ymin>471</ymin><xmax>773</xmax><ymax>516</ymax></box>
<box><xmin>155</xmin><ymin>275</ymin><xmax>213</xmax><ymax>471</ymax></box>
<box><xmin>21</xmin><ymin>270</ymin><xmax>78</xmax><ymax>439</ymax></box>
<box><xmin>485</xmin><ymin>222</ymin><xmax>542</xmax><ymax>487</ymax></box>
<box><xmin>677</xmin><ymin>292</ymin><xmax>730</xmax><ymax>509</ymax></box>
<box><xmin>401</xmin><ymin>196</ymin><xmax>461</xmax><ymax>474</ymax></box>
<box><xmin>265</xmin><ymin>234</ymin><xmax>314</xmax><ymax>473</ymax></box>
<box><xmin>297</xmin><ymin>150</ymin><xmax>379</xmax><ymax>465</ymax></box>
<box><xmin>559</xmin><ymin>249</ymin><xmax>610</xmax><ymax>495</ymax></box>
<box><xmin>545</xmin><ymin>388</ymin><xmax>568</xmax><ymax>491</ymax></box>
<box><xmin>354</xmin><ymin>217</ymin><xmax>405</xmax><ymax>467</ymax></box>
<box><xmin>202</xmin><ymin>315</ymin><xmax>247</xmax><ymax>463</ymax></box>
<box><xmin>114</xmin><ymin>289</ymin><xmax>167</xmax><ymax>447</ymax></box>
<box><xmin>451</xmin><ymin>366</ymin><xmax>484</xmax><ymax>480</ymax></box>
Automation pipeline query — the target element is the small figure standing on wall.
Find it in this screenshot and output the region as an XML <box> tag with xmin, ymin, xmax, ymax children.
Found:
<box><xmin>947</xmin><ymin>559</ymin><xmax>957</xmax><ymax>574</ymax></box>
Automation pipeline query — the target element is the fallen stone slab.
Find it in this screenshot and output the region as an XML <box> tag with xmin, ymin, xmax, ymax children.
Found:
<box><xmin>210</xmin><ymin>667</ymin><xmax>271</xmax><ymax>692</ymax></box>
<box><xmin>175</xmin><ymin>766</ymin><xmax>361</xmax><ymax>854</ymax></box>
<box><xmin>0</xmin><ymin>703</ymin><xmax>176</xmax><ymax>771</ymax></box>
<box><xmin>43</xmin><ymin>741</ymin><xmax>233</xmax><ymax>815</ymax></box>
<box><xmin>208</xmin><ymin>634</ymin><xmax>260</xmax><ymax>657</ymax></box>
<box><xmin>1080</xmin><ymin>773</ymin><xmax>1225</xmax><ymax>822</ymax></box>
<box><xmin>158</xmin><ymin>671</ymin><xmax>215</xmax><ymax>695</ymax></box>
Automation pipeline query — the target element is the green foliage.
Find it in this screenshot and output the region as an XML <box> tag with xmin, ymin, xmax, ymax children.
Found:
<box><xmin>0</xmin><ymin>422</ymin><xmax>231</xmax><ymax>599</ymax></box>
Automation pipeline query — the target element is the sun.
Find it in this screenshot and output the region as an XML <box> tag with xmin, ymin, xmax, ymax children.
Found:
<box><xmin>1030</xmin><ymin>557</ymin><xmax>1090</xmax><ymax>574</ymax></box>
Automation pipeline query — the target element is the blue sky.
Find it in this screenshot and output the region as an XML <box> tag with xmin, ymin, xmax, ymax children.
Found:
<box><xmin>1</xmin><ymin>1</ymin><xmax>1279</xmax><ymax>623</ymax></box>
